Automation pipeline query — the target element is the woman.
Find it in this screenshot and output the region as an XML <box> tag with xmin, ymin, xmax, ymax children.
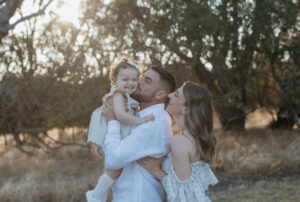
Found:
<box><xmin>138</xmin><ymin>81</ymin><xmax>218</xmax><ymax>202</ymax></box>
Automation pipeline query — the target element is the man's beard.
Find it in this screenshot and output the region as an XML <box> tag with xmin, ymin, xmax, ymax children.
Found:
<box><xmin>131</xmin><ymin>91</ymin><xmax>150</xmax><ymax>102</ymax></box>
<box><xmin>131</xmin><ymin>88</ymin><xmax>153</xmax><ymax>103</ymax></box>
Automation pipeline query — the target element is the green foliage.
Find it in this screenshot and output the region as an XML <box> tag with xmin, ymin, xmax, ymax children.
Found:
<box><xmin>0</xmin><ymin>72</ymin><xmax>109</xmax><ymax>137</ymax></box>
<box><xmin>272</xmin><ymin>68</ymin><xmax>300</xmax><ymax>129</ymax></box>
<box><xmin>0</xmin><ymin>12</ymin><xmax>110</xmax><ymax>149</ymax></box>
<box><xmin>0</xmin><ymin>0</ymin><xmax>298</xmax><ymax>149</ymax></box>
<box><xmin>79</xmin><ymin>0</ymin><xmax>298</xmax><ymax>130</ymax></box>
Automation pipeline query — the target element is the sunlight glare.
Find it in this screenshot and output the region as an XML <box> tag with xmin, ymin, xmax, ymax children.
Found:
<box><xmin>54</xmin><ymin>0</ymin><xmax>81</xmax><ymax>26</ymax></box>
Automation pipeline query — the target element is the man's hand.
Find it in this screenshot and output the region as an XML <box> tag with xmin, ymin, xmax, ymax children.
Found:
<box><xmin>137</xmin><ymin>156</ymin><xmax>166</xmax><ymax>182</ymax></box>
<box><xmin>102</xmin><ymin>98</ymin><xmax>117</xmax><ymax>122</ymax></box>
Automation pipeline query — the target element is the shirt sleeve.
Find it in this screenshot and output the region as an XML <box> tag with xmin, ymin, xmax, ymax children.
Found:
<box><xmin>103</xmin><ymin>120</ymin><xmax>167</xmax><ymax>170</ymax></box>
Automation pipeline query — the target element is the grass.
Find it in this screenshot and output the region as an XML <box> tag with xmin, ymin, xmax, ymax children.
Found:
<box><xmin>214</xmin><ymin>128</ymin><xmax>300</xmax><ymax>176</ymax></box>
<box><xmin>207</xmin><ymin>175</ymin><xmax>300</xmax><ymax>202</ymax></box>
<box><xmin>0</xmin><ymin>145</ymin><xmax>106</xmax><ymax>202</ymax></box>
<box><xmin>0</xmin><ymin>109</ymin><xmax>299</xmax><ymax>201</ymax></box>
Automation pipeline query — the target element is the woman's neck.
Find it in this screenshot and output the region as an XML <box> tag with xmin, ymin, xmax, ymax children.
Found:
<box><xmin>173</xmin><ymin>115</ymin><xmax>193</xmax><ymax>139</ymax></box>
<box><xmin>172</xmin><ymin>115</ymin><xmax>185</xmax><ymax>132</ymax></box>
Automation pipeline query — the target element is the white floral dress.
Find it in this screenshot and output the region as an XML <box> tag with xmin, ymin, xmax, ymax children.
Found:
<box><xmin>161</xmin><ymin>154</ymin><xmax>218</xmax><ymax>202</ymax></box>
<box><xmin>87</xmin><ymin>87</ymin><xmax>139</xmax><ymax>156</ymax></box>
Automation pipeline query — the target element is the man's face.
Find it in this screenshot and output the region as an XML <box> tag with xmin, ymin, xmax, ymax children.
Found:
<box><xmin>132</xmin><ymin>70</ymin><xmax>160</xmax><ymax>102</ymax></box>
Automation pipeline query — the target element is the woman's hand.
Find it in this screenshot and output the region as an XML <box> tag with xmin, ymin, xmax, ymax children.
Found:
<box><xmin>137</xmin><ymin>156</ymin><xmax>166</xmax><ymax>181</ymax></box>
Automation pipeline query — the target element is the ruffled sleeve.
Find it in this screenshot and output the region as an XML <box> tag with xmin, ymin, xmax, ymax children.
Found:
<box><xmin>102</xmin><ymin>87</ymin><xmax>126</xmax><ymax>103</ymax></box>
<box><xmin>161</xmin><ymin>157</ymin><xmax>218</xmax><ymax>202</ymax></box>
<box><xmin>102</xmin><ymin>87</ymin><xmax>139</xmax><ymax>110</ymax></box>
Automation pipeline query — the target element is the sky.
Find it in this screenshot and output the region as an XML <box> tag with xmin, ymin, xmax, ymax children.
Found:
<box><xmin>13</xmin><ymin>0</ymin><xmax>82</xmax><ymax>31</ymax></box>
<box><xmin>0</xmin><ymin>0</ymin><xmax>82</xmax><ymax>77</ymax></box>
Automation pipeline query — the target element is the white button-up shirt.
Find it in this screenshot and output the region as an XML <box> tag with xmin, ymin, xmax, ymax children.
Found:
<box><xmin>103</xmin><ymin>103</ymin><xmax>172</xmax><ymax>202</ymax></box>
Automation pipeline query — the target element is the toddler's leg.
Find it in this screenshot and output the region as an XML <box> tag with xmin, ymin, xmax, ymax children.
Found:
<box><xmin>105</xmin><ymin>168</ymin><xmax>123</xmax><ymax>180</ymax></box>
<box><xmin>89</xmin><ymin>172</ymin><xmax>114</xmax><ymax>202</ymax></box>
<box><xmin>91</xmin><ymin>169</ymin><xmax>122</xmax><ymax>200</ymax></box>
<box><xmin>86</xmin><ymin>159</ymin><xmax>122</xmax><ymax>202</ymax></box>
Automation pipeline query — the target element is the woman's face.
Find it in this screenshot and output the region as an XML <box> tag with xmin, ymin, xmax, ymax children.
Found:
<box><xmin>166</xmin><ymin>86</ymin><xmax>186</xmax><ymax>116</ymax></box>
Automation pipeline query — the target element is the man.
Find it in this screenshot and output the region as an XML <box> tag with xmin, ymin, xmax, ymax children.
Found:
<box><xmin>102</xmin><ymin>66</ymin><xmax>176</xmax><ymax>202</ymax></box>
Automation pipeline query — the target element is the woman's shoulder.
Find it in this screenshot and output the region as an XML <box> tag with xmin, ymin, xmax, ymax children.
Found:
<box><xmin>170</xmin><ymin>134</ymin><xmax>198</xmax><ymax>162</ymax></box>
<box><xmin>170</xmin><ymin>134</ymin><xmax>191</xmax><ymax>154</ymax></box>
<box><xmin>170</xmin><ymin>134</ymin><xmax>193</xmax><ymax>148</ymax></box>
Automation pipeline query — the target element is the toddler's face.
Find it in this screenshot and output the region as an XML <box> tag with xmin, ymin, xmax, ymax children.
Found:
<box><xmin>115</xmin><ymin>67</ymin><xmax>138</xmax><ymax>95</ymax></box>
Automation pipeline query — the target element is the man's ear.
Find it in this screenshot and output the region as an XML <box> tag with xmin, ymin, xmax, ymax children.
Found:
<box><xmin>155</xmin><ymin>90</ymin><xmax>167</xmax><ymax>100</ymax></box>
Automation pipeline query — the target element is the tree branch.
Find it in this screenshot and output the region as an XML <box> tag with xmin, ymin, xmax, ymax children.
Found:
<box><xmin>8</xmin><ymin>0</ymin><xmax>54</xmax><ymax>30</ymax></box>
<box><xmin>0</xmin><ymin>0</ymin><xmax>8</xmax><ymax>6</ymax></box>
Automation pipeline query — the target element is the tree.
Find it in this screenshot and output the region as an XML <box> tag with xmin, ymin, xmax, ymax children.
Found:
<box><xmin>0</xmin><ymin>10</ymin><xmax>110</xmax><ymax>153</ymax></box>
<box><xmin>0</xmin><ymin>0</ymin><xmax>53</xmax><ymax>43</ymax></box>
<box><xmin>80</xmin><ymin>0</ymin><xmax>297</xmax><ymax>130</ymax></box>
<box><xmin>253</xmin><ymin>0</ymin><xmax>299</xmax><ymax>129</ymax></box>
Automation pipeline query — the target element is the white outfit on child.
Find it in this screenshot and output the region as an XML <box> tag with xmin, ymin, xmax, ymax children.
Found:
<box><xmin>87</xmin><ymin>87</ymin><xmax>139</xmax><ymax>154</ymax></box>
<box><xmin>161</xmin><ymin>153</ymin><xmax>218</xmax><ymax>202</ymax></box>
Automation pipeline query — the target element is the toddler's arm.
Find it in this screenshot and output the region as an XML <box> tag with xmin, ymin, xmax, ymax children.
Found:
<box><xmin>112</xmin><ymin>92</ymin><xmax>154</xmax><ymax>125</ymax></box>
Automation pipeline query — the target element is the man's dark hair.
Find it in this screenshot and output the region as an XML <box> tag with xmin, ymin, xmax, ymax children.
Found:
<box><xmin>151</xmin><ymin>66</ymin><xmax>176</xmax><ymax>93</ymax></box>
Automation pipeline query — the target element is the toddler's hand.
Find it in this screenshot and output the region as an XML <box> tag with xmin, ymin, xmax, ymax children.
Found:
<box><xmin>94</xmin><ymin>145</ymin><xmax>105</xmax><ymax>159</ymax></box>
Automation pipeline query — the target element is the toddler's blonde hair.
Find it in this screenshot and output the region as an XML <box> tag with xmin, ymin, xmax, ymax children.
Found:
<box><xmin>109</xmin><ymin>56</ymin><xmax>142</xmax><ymax>86</ymax></box>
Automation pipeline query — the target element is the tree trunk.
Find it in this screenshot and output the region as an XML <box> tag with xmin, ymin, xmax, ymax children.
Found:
<box><xmin>0</xmin><ymin>0</ymin><xmax>23</xmax><ymax>42</ymax></box>
<box><xmin>215</xmin><ymin>101</ymin><xmax>246</xmax><ymax>131</ymax></box>
<box><xmin>0</xmin><ymin>0</ymin><xmax>53</xmax><ymax>43</ymax></box>
<box><xmin>271</xmin><ymin>107</ymin><xmax>296</xmax><ymax>129</ymax></box>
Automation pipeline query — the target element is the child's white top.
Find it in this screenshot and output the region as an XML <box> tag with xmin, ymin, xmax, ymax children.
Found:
<box><xmin>87</xmin><ymin>87</ymin><xmax>139</xmax><ymax>149</ymax></box>
<box><xmin>161</xmin><ymin>154</ymin><xmax>218</xmax><ymax>202</ymax></box>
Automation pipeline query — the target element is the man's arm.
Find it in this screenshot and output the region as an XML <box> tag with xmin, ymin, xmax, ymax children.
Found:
<box><xmin>103</xmin><ymin>120</ymin><xmax>166</xmax><ymax>170</ymax></box>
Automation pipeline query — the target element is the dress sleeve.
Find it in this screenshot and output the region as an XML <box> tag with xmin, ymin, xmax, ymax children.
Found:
<box><xmin>102</xmin><ymin>87</ymin><xmax>126</xmax><ymax>103</ymax></box>
<box><xmin>161</xmin><ymin>162</ymin><xmax>218</xmax><ymax>202</ymax></box>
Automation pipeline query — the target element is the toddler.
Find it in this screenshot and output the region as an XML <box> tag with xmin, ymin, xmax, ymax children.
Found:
<box><xmin>86</xmin><ymin>57</ymin><xmax>154</xmax><ymax>202</ymax></box>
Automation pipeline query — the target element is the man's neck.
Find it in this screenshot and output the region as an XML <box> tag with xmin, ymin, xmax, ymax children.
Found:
<box><xmin>139</xmin><ymin>100</ymin><xmax>164</xmax><ymax>110</ymax></box>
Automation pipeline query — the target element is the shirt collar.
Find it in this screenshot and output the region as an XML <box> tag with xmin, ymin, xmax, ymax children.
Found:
<box><xmin>139</xmin><ymin>103</ymin><xmax>165</xmax><ymax>117</ymax></box>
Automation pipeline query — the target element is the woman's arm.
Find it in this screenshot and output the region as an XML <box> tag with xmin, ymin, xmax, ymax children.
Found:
<box><xmin>170</xmin><ymin>136</ymin><xmax>191</xmax><ymax>181</ymax></box>
<box><xmin>113</xmin><ymin>92</ymin><xmax>154</xmax><ymax>125</ymax></box>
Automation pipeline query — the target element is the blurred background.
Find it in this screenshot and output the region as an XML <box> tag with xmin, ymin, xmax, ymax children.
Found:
<box><xmin>0</xmin><ymin>0</ymin><xmax>299</xmax><ymax>201</ymax></box>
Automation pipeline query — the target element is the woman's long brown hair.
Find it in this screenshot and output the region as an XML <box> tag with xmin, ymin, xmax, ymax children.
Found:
<box><xmin>183</xmin><ymin>81</ymin><xmax>216</xmax><ymax>163</ymax></box>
